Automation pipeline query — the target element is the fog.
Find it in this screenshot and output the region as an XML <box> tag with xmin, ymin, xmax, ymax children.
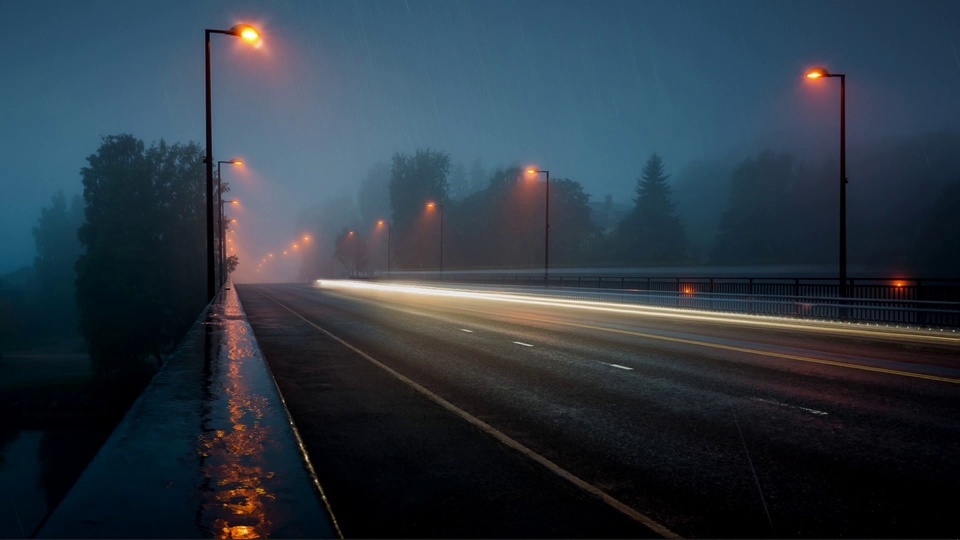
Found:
<box><xmin>1</xmin><ymin>0</ymin><xmax>959</xmax><ymax>283</ymax></box>
<box><xmin>2</xmin><ymin>3</ymin><xmax>960</xmax><ymax>535</ymax></box>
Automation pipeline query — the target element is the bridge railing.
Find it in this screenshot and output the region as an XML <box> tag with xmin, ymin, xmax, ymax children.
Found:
<box><xmin>381</xmin><ymin>274</ymin><xmax>960</xmax><ymax>328</ymax></box>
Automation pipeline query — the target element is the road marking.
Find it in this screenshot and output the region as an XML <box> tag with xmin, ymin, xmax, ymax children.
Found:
<box><xmin>459</xmin><ymin>328</ymin><xmax>474</xmax><ymax>333</ymax></box>
<box><xmin>516</xmin><ymin>316</ymin><xmax>960</xmax><ymax>385</ymax></box>
<box><xmin>513</xmin><ymin>341</ymin><xmax>534</xmax><ymax>347</ymax></box>
<box><xmin>262</xmin><ymin>292</ymin><xmax>679</xmax><ymax>539</ymax></box>
<box><xmin>751</xmin><ymin>397</ymin><xmax>828</xmax><ymax>416</ymax></box>
<box><xmin>602</xmin><ymin>362</ymin><xmax>634</xmax><ymax>371</ymax></box>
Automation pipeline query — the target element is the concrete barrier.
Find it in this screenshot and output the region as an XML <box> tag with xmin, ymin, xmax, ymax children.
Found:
<box><xmin>37</xmin><ymin>285</ymin><xmax>339</xmax><ymax>538</ymax></box>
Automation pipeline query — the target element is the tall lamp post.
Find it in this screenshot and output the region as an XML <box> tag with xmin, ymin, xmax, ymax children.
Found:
<box><xmin>220</xmin><ymin>198</ymin><xmax>239</xmax><ymax>282</ymax></box>
<box><xmin>806</xmin><ymin>67</ymin><xmax>847</xmax><ymax>306</ymax></box>
<box><xmin>217</xmin><ymin>158</ymin><xmax>243</xmax><ymax>285</ymax></box>
<box><xmin>525</xmin><ymin>168</ymin><xmax>550</xmax><ymax>284</ymax></box>
<box><xmin>426</xmin><ymin>202</ymin><xmax>444</xmax><ymax>274</ymax></box>
<box><xmin>205</xmin><ymin>23</ymin><xmax>260</xmax><ymax>301</ymax></box>
<box><xmin>377</xmin><ymin>219</ymin><xmax>392</xmax><ymax>275</ymax></box>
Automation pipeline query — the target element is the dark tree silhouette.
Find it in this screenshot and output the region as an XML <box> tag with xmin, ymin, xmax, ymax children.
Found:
<box><xmin>357</xmin><ymin>162</ymin><xmax>391</xmax><ymax>226</ymax></box>
<box><xmin>226</xmin><ymin>254</ymin><xmax>240</xmax><ymax>275</ymax></box>
<box><xmin>31</xmin><ymin>191</ymin><xmax>84</xmax><ymax>333</ymax></box>
<box><xmin>443</xmin><ymin>167</ymin><xmax>600</xmax><ymax>269</ymax></box>
<box><xmin>612</xmin><ymin>153</ymin><xmax>689</xmax><ymax>265</ymax></box>
<box><xmin>711</xmin><ymin>150</ymin><xmax>804</xmax><ymax>264</ymax></box>
<box><xmin>297</xmin><ymin>195</ymin><xmax>361</xmax><ymax>280</ymax></box>
<box><xmin>389</xmin><ymin>149</ymin><xmax>450</xmax><ymax>269</ymax></box>
<box><xmin>334</xmin><ymin>228</ymin><xmax>368</xmax><ymax>276</ymax></box>
<box><xmin>75</xmin><ymin>134</ymin><xmax>205</xmax><ymax>378</ymax></box>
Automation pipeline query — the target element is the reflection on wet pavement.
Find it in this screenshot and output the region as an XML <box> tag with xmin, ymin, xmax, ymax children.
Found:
<box><xmin>199</xmin><ymin>289</ymin><xmax>279</xmax><ymax>538</ymax></box>
<box><xmin>36</xmin><ymin>284</ymin><xmax>337</xmax><ymax>539</ymax></box>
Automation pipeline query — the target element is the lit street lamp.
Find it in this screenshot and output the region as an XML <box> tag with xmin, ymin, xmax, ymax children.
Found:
<box><xmin>426</xmin><ymin>202</ymin><xmax>444</xmax><ymax>274</ymax></box>
<box><xmin>377</xmin><ymin>219</ymin><xmax>391</xmax><ymax>274</ymax></box>
<box><xmin>217</xmin><ymin>157</ymin><xmax>242</xmax><ymax>283</ymax></box>
<box><xmin>806</xmin><ymin>66</ymin><xmax>848</xmax><ymax>306</ymax></box>
<box><xmin>220</xmin><ymin>197</ymin><xmax>239</xmax><ymax>280</ymax></box>
<box><xmin>525</xmin><ymin>168</ymin><xmax>550</xmax><ymax>284</ymax></box>
<box><xmin>205</xmin><ymin>23</ymin><xmax>260</xmax><ymax>301</ymax></box>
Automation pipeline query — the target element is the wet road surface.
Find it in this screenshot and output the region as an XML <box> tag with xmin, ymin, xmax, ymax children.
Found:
<box><xmin>237</xmin><ymin>281</ymin><xmax>960</xmax><ymax>538</ymax></box>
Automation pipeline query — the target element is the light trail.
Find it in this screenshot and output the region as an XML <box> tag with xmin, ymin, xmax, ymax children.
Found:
<box><xmin>315</xmin><ymin>280</ymin><xmax>959</xmax><ymax>346</ymax></box>
<box><xmin>262</xmin><ymin>290</ymin><xmax>680</xmax><ymax>539</ymax></box>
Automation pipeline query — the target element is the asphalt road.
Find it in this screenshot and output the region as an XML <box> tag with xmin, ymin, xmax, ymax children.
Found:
<box><xmin>237</xmin><ymin>281</ymin><xmax>960</xmax><ymax>538</ymax></box>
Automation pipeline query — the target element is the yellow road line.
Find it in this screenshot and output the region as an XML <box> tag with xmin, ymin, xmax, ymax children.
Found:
<box><xmin>523</xmin><ymin>316</ymin><xmax>960</xmax><ymax>385</ymax></box>
<box><xmin>307</xmin><ymin>284</ymin><xmax>960</xmax><ymax>385</ymax></box>
<box><xmin>261</xmin><ymin>289</ymin><xmax>681</xmax><ymax>539</ymax></box>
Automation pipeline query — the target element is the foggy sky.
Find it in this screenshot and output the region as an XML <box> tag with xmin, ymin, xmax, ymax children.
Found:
<box><xmin>2</xmin><ymin>0</ymin><xmax>958</xmax><ymax>277</ymax></box>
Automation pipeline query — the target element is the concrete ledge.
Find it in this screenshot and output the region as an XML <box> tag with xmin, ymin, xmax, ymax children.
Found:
<box><xmin>38</xmin><ymin>285</ymin><xmax>338</xmax><ymax>538</ymax></box>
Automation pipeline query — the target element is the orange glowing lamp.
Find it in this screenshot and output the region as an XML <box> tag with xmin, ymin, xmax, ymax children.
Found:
<box><xmin>231</xmin><ymin>24</ymin><xmax>261</xmax><ymax>43</ymax></box>
<box><xmin>806</xmin><ymin>67</ymin><xmax>828</xmax><ymax>79</ymax></box>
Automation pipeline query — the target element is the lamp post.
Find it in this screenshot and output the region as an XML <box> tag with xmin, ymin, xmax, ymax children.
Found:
<box><xmin>347</xmin><ymin>230</ymin><xmax>359</xmax><ymax>277</ymax></box>
<box><xmin>220</xmin><ymin>198</ymin><xmax>239</xmax><ymax>281</ymax></box>
<box><xmin>806</xmin><ymin>67</ymin><xmax>847</xmax><ymax>307</ymax></box>
<box><xmin>525</xmin><ymin>168</ymin><xmax>550</xmax><ymax>284</ymax></box>
<box><xmin>205</xmin><ymin>23</ymin><xmax>260</xmax><ymax>301</ymax></box>
<box><xmin>377</xmin><ymin>219</ymin><xmax>391</xmax><ymax>275</ymax></box>
<box><xmin>217</xmin><ymin>158</ymin><xmax>242</xmax><ymax>285</ymax></box>
<box><xmin>426</xmin><ymin>202</ymin><xmax>444</xmax><ymax>274</ymax></box>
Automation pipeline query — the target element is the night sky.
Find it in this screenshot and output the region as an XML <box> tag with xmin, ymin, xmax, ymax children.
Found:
<box><xmin>2</xmin><ymin>0</ymin><xmax>958</xmax><ymax>278</ymax></box>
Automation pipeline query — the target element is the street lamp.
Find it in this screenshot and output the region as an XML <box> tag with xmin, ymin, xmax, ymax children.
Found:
<box><xmin>217</xmin><ymin>156</ymin><xmax>242</xmax><ymax>284</ymax></box>
<box><xmin>219</xmin><ymin>196</ymin><xmax>240</xmax><ymax>280</ymax></box>
<box><xmin>525</xmin><ymin>168</ymin><xmax>550</xmax><ymax>284</ymax></box>
<box><xmin>205</xmin><ymin>23</ymin><xmax>260</xmax><ymax>301</ymax></box>
<box><xmin>377</xmin><ymin>219</ymin><xmax>391</xmax><ymax>275</ymax></box>
<box><xmin>426</xmin><ymin>202</ymin><xmax>444</xmax><ymax>274</ymax></box>
<box><xmin>805</xmin><ymin>66</ymin><xmax>848</xmax><ymax>305</ymax></box>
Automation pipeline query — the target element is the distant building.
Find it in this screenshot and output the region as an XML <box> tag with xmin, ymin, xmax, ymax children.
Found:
<box><xmin>587</xmin><ymin>194</ymin><xmax>630</xmax><ymax>234</ymax></box>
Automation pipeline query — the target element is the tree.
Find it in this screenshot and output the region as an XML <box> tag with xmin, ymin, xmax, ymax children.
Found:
<box><xmin>357</xmin><ymin>162</ymin><xmax>391</xmax><ymax>226</ymax></box>
<box><xmin>444</xmin><ymin>167</ymin><xmax>600</xmax><ymax>269</ymax></box>
<box><xmin>297</xmin><ymin>194</ymin><xmax>361</xmax><ymax>280</ymax></box>
<box><xmin>226</xmin><ymin>254</ymin><xmax>240</xmax><ymax>275</ymax></box>
<box><xmin>32</xmin><ymin>191</ymin><xmax>84</xmax><ymax>332</ymax></box>
<box><xmin>389</xmin><ymin>149</ymin><xmax>450</xmax><ymax>269</ymax></box>
<box><xmin>548</xmin><ymin>178</ymin><xmax>602</xmax><ymax>266</ymax></box>
<box><xmin>711</xmin><ymin>150</ymin><xmax>803</xmax><ymax>264</ymax></box>
<box><xmin>468</xmin><ymin>158</ymin><xmax>487</xmax><ymax>194</ymax></box>
<box><xmin>671</xmin><ymin>158</ymin><xmax>735</xmax><ymax>262</ymax></box>
<box><xmin>75</xmin><ymin>134</ymin><xmax>206</xmax><ymax>378</ymax></box>
<box><xmin>447</xmin><ymin>161</ymin><xmax>469</xmax><ymax>201</ymax></box>
<box><xmin>611</xmin><ymin>153</ymin><xmax>689</xmax><ymax>265</ymax></box>
<box><xmin>334</xmin><ymin>228</ymin><xmax>367</xmax><ymax>276</ymax></box>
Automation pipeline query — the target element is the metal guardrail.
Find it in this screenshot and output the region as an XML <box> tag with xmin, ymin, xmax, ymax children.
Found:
<box><xmin>382</xmin><ymin>273</ymin><xmax>960</xmax><ymax>329</ymax></box>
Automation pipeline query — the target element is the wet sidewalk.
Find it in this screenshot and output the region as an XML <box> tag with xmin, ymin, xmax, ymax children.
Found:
<box><xmin>37</xmin><ymin>285</ymin><xmax>339</xmax><ymax>538</ymax></box>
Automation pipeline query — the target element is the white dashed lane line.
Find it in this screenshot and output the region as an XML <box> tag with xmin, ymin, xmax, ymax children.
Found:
<box><xmin>513</xmin><ymin>341</ymin><xmax>535</xmax><ymax>347</ymax></box>
<box><xmin>459</xmin><ymin>328</ymin><xmax>474</xmax><ymax>333</ymax></box>
<box><xmin>600</xmin><ymin>362</ymin><xmax>634</xmax><ymax>371</ymax></box>
<box><xmin>751</xmin><ymin>397</ymin><xmax>829</xmax><ymax>416</ymax></box>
